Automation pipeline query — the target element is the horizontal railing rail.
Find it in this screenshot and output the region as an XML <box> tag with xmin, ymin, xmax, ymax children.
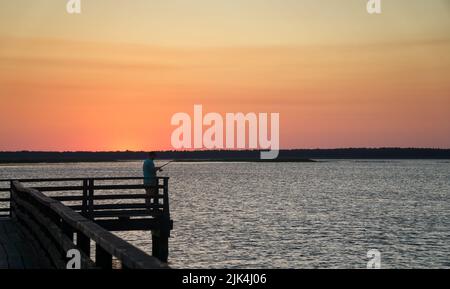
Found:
<box><xmin>0</xmin><ymin>176</ymin><xmax>169</xmax><ymax>182</ymax></box>
<box><xmin>10</xmin><ymin>180</ymin><xmax>167</xmax><ymax>269</ymax></box>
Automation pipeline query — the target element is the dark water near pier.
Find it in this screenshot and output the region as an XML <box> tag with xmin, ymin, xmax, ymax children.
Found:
<box><xmin>1</xmin><ymin>160</ymin><xmax>449</xmax><ymax>268</ymax></box>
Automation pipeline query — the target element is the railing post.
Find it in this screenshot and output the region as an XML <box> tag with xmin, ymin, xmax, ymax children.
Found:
<box><xmin>163</xmin><ymin>178</ymin><xmax>170</xmax><ymax>217</ymax></box>
<box><xmin>77</xmin><ymin>232</ymin><xmax>90</xmax><ymax>257</ymax></box>
<box><xmin>151</xmin><ymin>177</ymin><xmax>170</xmax><ymax>263</ymax></box>
<box><xmin>88</xmin><ymin>179</ymin><xmax>94</xmax><ymax>220</ymax></box>
<box><xmin>81</xmin><ymin>179</ymin><xmax>88</xmax><ymax>217</ymax></box>
<box><xmin>9</xmin><ymin>181</ymin><xmax>14</xmax><ymax>218</ymax></box>
<box><xmin>95</xmin><ymin>243</ymin><xmax>112</xmax><ymax>269</ymax></box>
<box><xmin>151</xmin><ymin>230</ymin><xmax>169</xmax><ymax>263</ymax></box>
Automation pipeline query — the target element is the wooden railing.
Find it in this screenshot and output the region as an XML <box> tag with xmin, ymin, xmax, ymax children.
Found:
<box><xmin>16</xmin><ymin>177</ymin><xmax>170</xmax><ymax>221</ymax></box>
<box><xmin>0</xmin><ymin>177</ymin><xmax>173</xmax><ymax>267</ymax></box>
<box><xmin>1</xmin><ymin>177</ymin><xmax>171</xmax><ymax>220</ymax></box>
<box><xmin>10</xmin><ymin>180</ymin><xmax>167</xmax><ymax>269</ymax></box>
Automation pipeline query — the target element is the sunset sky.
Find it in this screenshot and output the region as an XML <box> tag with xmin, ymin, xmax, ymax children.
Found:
<box><xmin>0</xmin><ymin>0</ymin><xmax>449</xmax><ymax>151</ymax></box>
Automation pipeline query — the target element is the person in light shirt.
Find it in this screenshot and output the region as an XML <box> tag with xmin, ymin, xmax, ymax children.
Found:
<box><xmin>143</xmin><ymin>152</ymin><xmax>161</xmax><ymax>211</ymax></box>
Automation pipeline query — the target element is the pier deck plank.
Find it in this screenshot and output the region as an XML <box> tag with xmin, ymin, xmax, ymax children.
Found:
<box><xmin>0</xmin><ymin>218</ymin><xmax>53</xmax><ymax>269</ymax></box>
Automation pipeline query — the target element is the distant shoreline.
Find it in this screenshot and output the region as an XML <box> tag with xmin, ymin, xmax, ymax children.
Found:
<box><xmin>0</xmin><ymin>158</ymin><xmax>316</xmax><ymax>164</ymax></box>
<box><xmin>0</xmin><ymin>148</ymin><xmax>449</xmax><ymax>164</ymax></box>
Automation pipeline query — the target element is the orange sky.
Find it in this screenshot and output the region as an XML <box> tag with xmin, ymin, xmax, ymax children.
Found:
<box><xmin>0</xmin><ymin>0</ymin><xmax>449</xmax><ymax>151</ymax></box>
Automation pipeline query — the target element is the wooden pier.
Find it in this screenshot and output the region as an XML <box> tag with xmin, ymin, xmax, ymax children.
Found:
<box><xmin>0</xmin><ymin>177</ymin><xmax>173</xmax><ymax>269</ymax></box>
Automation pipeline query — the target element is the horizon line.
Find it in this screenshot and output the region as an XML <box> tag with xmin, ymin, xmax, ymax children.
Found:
<box><xmin>1</xmin><ymin>147</ymin><xmax>450</xmax><ymax>153</ymax></box>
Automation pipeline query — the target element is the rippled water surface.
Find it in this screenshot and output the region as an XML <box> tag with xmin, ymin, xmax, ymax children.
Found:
<box><xmin>1</xmin><ymin>160</ymin><xmax>449</xmax><ymax>268</ymax></box>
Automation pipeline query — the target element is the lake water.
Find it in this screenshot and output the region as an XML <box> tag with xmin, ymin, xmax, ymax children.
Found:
<box><xmin>1</xmin><ymin>160</ymin><xmax>449</xmax><ymax>268</ymax></box>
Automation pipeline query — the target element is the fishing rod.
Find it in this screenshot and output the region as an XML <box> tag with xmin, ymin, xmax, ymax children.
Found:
<box><xmin>157</xmin><ymin>160</ymin><xmax>175</xmax><ymax>171</ymax></box>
